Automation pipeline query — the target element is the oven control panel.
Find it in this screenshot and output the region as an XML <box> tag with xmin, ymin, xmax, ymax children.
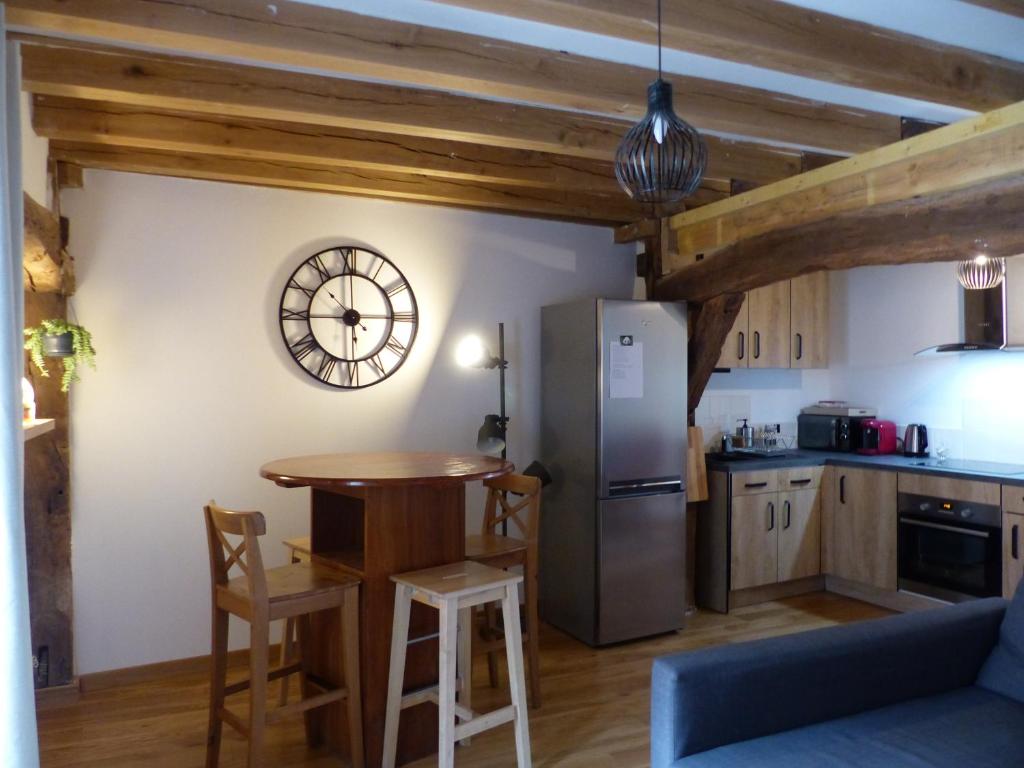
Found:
<box><xmin>899</xmin><ymin>493</ymin><xmax>1000</xmax><ymax>529</ymax></box>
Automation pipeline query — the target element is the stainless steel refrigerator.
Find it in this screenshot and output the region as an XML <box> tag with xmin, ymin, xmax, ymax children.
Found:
<box><xmin>539</xmin><ymin>298</ymin><xmax>687</xmax><ymax>646</ymax></box>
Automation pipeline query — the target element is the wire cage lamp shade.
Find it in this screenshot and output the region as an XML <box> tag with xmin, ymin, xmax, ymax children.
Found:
<box><xmin>956</xmin><ymin>239</ymin><xmax>1006</xmax><ymax>290</ymax></box>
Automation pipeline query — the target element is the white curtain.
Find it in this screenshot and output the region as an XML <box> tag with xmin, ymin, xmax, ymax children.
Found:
<box><xmin>0</xmin><ymin>7</ymin><xmax>41</xmax><ymax>766</ymax></box>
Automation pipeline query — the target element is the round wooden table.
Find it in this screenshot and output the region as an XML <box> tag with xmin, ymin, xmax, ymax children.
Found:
<box><xmin>260</xmin><ymin>452</ymin><xmax>512</xmax><ymax>767</ymax></box>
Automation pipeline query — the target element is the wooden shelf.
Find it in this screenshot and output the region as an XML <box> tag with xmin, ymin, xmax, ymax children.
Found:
<box><xmin>23</xmin><ymin>418</ymin><xmax>55</xmax><ymax>441</ymax></box>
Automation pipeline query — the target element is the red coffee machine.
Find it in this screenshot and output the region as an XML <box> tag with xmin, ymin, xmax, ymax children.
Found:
<box><xmin>858</xmin><ymin>419</ymin><xmax>898</xmax><ymax>455</ymax></box>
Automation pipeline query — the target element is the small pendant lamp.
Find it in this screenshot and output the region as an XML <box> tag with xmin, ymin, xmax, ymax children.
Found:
<box><xmin>956</xmin><ymin>239</ymin><xmax>1006</xmax><ymax>290</ymax></box>
<box><xmin>615</xmin><ymin>0</ymin><xmax>707</xmax><ymax>207</ymax></box>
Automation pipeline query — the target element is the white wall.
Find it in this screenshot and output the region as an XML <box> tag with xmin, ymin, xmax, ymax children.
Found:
<box><xmin>832</xmin><ymin>261</ymin><xmax>1024</xmax><ymax>463</ymax></box>
<box><xmin>63</xmin><ymin>171</ymin><xmax>633</xmax><ymax>674</ymax></box>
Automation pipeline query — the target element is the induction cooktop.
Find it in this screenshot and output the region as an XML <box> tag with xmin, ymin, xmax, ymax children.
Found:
<box><xmin>908</xmin><ymin>458</ymin><xmax>1024</xmax><ymax>477</ymax></box>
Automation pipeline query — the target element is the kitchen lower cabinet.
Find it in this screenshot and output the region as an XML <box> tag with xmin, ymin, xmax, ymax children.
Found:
<box><xmin>779</xmin><ymin>488</ymin><xmax>821</xmax><ymax>582</ymax></box>
<box><xmin>728</xmin><ymin>472</ymin><xmax>822</xmax><ymax>591</ymax></box>
<box><xmin>730</xmin><ymin>493</ymin><xmax>779</xmax><ymax>590</ymax></box>
<box><xmin>1003</xmin><ymin>510</ymin><xmax>1024</xmax><ymax>599</ymax></box>
<box><xmin>832</xmin><ymin>467</ymin><xmax>898</xmax><ymax>591</ymax></box>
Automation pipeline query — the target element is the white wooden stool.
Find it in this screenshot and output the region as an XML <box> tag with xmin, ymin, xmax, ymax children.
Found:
<box><xmin>382</xmin><ymin>561</ymin><xmax>532</xmax><ymax>768</ymax></box>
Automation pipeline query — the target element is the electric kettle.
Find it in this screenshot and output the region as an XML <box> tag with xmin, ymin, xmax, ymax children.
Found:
<box><xmin>904</xmin><ymin>424</ymin><xmax>929</xmax><ymax>457</ymax></box>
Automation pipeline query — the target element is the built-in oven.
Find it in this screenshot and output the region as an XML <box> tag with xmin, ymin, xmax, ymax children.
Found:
<box><xmin>898</xmin><ymin>491</ymin><xmax>1002</xmax><ymax>603</ymax></box>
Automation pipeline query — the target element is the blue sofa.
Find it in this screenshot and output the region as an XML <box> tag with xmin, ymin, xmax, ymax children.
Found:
<box><xmin>651</xmin><ymin>590</ymin><xmax>1024</xmax><ymax>767</ymax></box>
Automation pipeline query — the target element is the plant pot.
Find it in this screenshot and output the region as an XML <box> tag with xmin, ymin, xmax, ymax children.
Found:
<box><xmin>42</xmin><ymin>332</ymin><xmax>74</xmax><ymax>358</ymax></box>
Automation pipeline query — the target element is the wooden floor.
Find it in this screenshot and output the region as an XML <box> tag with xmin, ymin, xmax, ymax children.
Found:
<box><xmin>38</xmin><ymin>593</ymin><xmax>890</xmax><ymax>768</ymax></box>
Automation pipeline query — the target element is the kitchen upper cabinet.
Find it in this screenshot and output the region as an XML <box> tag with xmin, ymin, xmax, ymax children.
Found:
<box><xmin>790</xmin><ymin>271</ymin><xmax>829</xmax><ymax>369</ymax></box>
<box><xmin>832</xmin><ymin>467</ymin><xmax>898</xmax><ymax>591</ymax></box>
<box><xmin>748</xmin><ymin>282</ymin><xmax>791</xmax><ymax>368</ymax></box>
<box><xmin>779</xmin><ymin>488</ymin><xmax>822</xmax><ymax>582</ymax></box>
<box><xmin>717</xmin><ymin>299</ymin><xmax>749</xmax><ymax>368</ymax></box>
<box><xmin>730</xmin><ymin>493</ymin><xmax>779</xmax><ymax>590</ymax></box>
<box><xmin>714</xmin><ymin>274</ymin><xmax>828</xmax><ymax>370</ymax></box>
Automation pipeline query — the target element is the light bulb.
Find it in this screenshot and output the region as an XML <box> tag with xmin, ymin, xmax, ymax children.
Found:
<box><xmin>455</xmin><ymin>335</ymin><xmax>485</xmax><ymax>368</ymax></box>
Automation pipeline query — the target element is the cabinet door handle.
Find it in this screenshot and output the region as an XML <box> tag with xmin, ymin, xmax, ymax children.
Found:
<box><xmin>768</xmin><ymin>502</ymin><xmax>775</xmax><ymax>531</ymax></box>
<box><xmin>753</xmin><ymin>331</ymin><xmax>761</xmax><ymax>359</ymax></box>
<box><xmin>789</xmin><ymin>478</ymin><xmax>812</xmax><ymax>486</ymax></box>
<box><xmin>744</xmin><ymin>481</ymin><xmax>768</xmax><ymax>489</ymax></box>
<box><xmin>1014</xmin><ymin>525</ymin><xmax>1020</xmax><ymax>561</ymax></box>
<box><xmin>839</xmin><ymin>475</ymin><xmax>846</xmax><ymax>504</ymax></box>
<box><xmin>784</xmin><ymin>500</ymin><xmax>792</xmax><ymax>529</ymax></box>
<box><xmin>738</xmin><ymin>331</ymin><xmax>745</xmax><ymax>360</ymax></box>
<box><xmin>795</xmin><ymin>333</ymin><xmax>803</xmax><ymax>360</ymax></box>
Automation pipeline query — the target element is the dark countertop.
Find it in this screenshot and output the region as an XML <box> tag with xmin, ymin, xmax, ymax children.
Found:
<box><xmin>706</xmin><ymin>449</ymin><xmax>1024</xmax><ymax>486</ymax></box>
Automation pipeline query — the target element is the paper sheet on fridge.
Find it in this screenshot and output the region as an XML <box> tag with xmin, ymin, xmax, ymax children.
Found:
<box><xmin>609</xmin><ymin>341</ymin><xmax>643</xmax><ymax>399</ymax></box>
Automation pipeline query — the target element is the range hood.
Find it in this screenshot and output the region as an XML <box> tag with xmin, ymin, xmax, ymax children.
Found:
<box><xmin>917</xmin><ymin>256</ymin><xmax>1024</xmax><ymax>355</ymax></box>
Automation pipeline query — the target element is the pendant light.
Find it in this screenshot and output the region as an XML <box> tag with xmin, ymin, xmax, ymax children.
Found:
<box><xmin>956</xmin><ymin>239</ymin><xmax>1006</xmax><ymax>290</ymax></box>
<box><xmin>615</xmin><ymin>0</ymin><xmax>707</xmax><ymax>208</ymax></box>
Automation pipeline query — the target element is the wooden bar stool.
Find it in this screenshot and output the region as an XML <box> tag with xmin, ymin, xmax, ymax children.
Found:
<box><xmin>278</xmin><ymin>536</ymin><xmax>312</xmax><ymax>705</ymax></box>
<box><xmin>466</xmin><ymin>474</ymin><xmax>542</xmax><ymax>707</ymax></box>
<box><xmin>204</xmin><ymin>503</ymin><xmax>364</xmax><ymax>768</ymax></box>
<box><xmin>382</xmin><ymin>561</ymin><xmax>532</xmax><ymax>768</ymax></box>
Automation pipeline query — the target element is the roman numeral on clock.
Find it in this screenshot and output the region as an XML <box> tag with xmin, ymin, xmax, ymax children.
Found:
<box><xmin>287</xmin><ymin>277</ymin><xmax>316</xmax><ymax>300</ymax></box>
<box><xmin>281</xmin><ymin>308</ymin><xmax>310</xmax><ymax>322</ymax></box>
<box><xmin>289</xmin><ymin>333</ymin><xmax>319</xmax><ymax>362</ymax></box>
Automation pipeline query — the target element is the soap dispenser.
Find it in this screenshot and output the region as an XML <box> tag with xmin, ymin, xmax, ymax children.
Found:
<box><xmin>736</xmin><ymin>418</ymin><xmax>754</xmax><ymax>449</ymax></box>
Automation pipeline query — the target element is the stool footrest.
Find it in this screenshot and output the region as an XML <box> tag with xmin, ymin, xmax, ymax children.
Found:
<box><xmin>399</xmin><ymin>681</ymin><xmax>466</xmax><ymax>712</ymax></box>
<box><xmin>453</xmin><ymin>704</ymin><xmax>515</xmax><ymax>741</ymax></box>
<box><xmin>267</xmin><ymin>685</ymin><xmax>349</xmax><ymax>724</ymax></box>
<box><xmin>218</xmin><ymin>706</ymin><xmax>250</xmax><ymax>736</ymax></box>
<box><xmin>224</xmin><ymin>662</ymin><xmax>304</xmax><ymax>697</ymax></box>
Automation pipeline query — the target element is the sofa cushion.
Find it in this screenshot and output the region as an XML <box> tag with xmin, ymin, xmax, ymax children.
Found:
<box><xmin>977</xmin><ymin>584</ymin><xmax>1024</xmax><ymax>704</ymax></box>
<box><xmin>676</xmin><ymin>686</ymin><xmax>1024</xmax><ymax>768</ymax></box>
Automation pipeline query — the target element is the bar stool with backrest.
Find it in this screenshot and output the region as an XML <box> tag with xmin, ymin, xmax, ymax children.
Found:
<box><xmin>383</xmin><ymin>560</ymin><xmax>532</xmax><ymax>768</ymax></box>
<box><xmin>204</xmin><ymin>502</ymin><xmax>364</xmax><ymax>768</ymax></box>
<box><xmin>465</xmin><ymin>473</ymin><xmax>542</xmax><ymax>707</ymax></box>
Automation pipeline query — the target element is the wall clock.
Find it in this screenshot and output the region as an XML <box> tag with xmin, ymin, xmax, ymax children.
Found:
<box><xmin>279</xmin><ymin>246</ymin><xmax>418</xmax><ymax>389</ymax></box>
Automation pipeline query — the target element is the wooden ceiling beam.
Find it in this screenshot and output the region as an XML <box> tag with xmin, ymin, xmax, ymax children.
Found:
<box><xmin>6</xmin><ymin>0</ymin><xmax>898</xmax><ymax>152</ymax></box>
<box><xmin>655</xmin><ymin>175</ymin><xmax>1024</xmax><ymax>303</ymax></box>
<box><xmin>31</xmin><ymin>95</ymin><xmax>625</xmax><ymax>194</ymax></box>
<box><xmin>19</xmin><ymin>43</ymin><xmax>806</xmax><ymax>187</ymax></box>
<box><xmin>668</xmin><ymin>101</ymin><xmax>1024</xmax><ymax>269</ymax></box>
<box><xmin>435</xmin><ymin>0</ymin><xmax>1024</xmax><ymax>113</ymax></box>
<box><xmin>48</xmin><ymin>141</ymin><xmax>698</xmax><ymax>225</ymax></box>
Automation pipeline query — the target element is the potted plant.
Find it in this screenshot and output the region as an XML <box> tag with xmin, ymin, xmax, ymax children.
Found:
<box><xmin>24</xmin><ymin>319</ymin><xmax>97</xmax><ymax>392</ymax></box>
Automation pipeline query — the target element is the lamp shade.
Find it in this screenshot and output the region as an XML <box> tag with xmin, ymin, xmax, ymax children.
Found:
<box><xmin>956</xmin><ymin>253</ymin><xmax>1006</xmax><ymax>290</ymax></box>
<box><xmin>476</xmin><ymin>414</ymin><xmax>506</xmax><ymax>456</ymax></box>
<box><xmin>615</xmin><ymin>79</ymin><xmax>707</xmax><ymax>207</ymax></box>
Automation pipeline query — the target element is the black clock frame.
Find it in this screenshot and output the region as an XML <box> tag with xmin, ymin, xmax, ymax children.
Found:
<box><xmin>278</xmin><ymin>245</ymin><xmax>418</xmax><ymax>389</ymax></box>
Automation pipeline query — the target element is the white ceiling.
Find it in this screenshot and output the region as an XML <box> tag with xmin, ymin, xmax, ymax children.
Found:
<box><xmin>298</xmin><ymin>0</ymin><xmax>1024</xmax><ymax>134</ymax></box>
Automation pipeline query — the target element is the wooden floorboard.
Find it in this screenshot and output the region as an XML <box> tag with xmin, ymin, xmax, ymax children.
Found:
<box><xmin>37</xmin><ymin>592</ymin><xmax>890</xmax><ymax>767</ymax></box>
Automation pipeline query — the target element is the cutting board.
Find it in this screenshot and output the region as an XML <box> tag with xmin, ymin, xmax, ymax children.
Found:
<box><xmin>686</xmin><ymin>426</ymin><xmax>709</xmax><ymax>502</ymax></box>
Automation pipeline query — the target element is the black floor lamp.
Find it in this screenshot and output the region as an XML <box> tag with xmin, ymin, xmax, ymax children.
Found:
<box><xmin>455</xmin><ymin>323</ymin><xmax>552</xmax><ymax>531</ymax></box>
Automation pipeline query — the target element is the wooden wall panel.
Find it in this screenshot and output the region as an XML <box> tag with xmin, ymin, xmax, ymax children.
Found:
<box><xmin>23</xmin><ymin>290</ymin><xmax>73</xmax><ymax>688</ymax></box>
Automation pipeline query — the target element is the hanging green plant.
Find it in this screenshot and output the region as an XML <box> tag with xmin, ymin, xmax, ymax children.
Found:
<box><xmin>23</xmin><ymin>318</ymin><xmax>97</xmax><ymax>392</ymax></box>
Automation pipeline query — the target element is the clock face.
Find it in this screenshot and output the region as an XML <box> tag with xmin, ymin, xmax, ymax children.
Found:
<box><xmin>279</xmin><ymin>246</ymin><xmax>418</xmax><ymax>388</ymax></box>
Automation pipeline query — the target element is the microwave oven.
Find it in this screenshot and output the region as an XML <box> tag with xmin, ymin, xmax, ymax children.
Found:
<box><xmin>797</xmin><ymin>414</ymin><xmax>868</xmax><ymax>452</ymax></box>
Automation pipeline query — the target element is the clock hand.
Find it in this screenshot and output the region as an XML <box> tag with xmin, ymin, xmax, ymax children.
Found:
<box><xmin>323</xmin><ymin>286</ymin><xmax>368</xmax><ymax>327</ymax></box>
